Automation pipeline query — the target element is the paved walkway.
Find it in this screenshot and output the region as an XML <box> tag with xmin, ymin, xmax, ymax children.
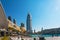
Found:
<box><xmin>10</xmin><ymin>36</ymin><xmax>21</xmax><ymax>40</ymax></box>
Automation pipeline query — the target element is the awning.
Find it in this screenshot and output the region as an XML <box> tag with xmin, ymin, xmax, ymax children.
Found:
<box><xmin>15</xmin><ymin>27</ymin><xmax>21</xmax><ymax>32</ymax></box>
<box><xmin>0</xmin><ymin>29</ymin><xmax>7</xmax><ymax>31</ymax></box>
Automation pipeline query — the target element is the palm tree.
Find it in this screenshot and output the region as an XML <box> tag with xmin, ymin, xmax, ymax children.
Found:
<box><xmin>21</xmin><ymin>23</ymin><xmax>24</xmax><ymax>27</ymax></box>
<box><xmin>8</xmin><ymin>16</ymin><xmax>12</xmax><ymax>21</ymax></box>
<box><xmin>13</xmin><ymin>19</ymin><xmax>16</xmax><ymax>24</ymax></box>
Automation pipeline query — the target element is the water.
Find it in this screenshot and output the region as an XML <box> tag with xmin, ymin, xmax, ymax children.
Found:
<box><xmin>30</xmin><ymin>34</ymin><xmax>60</xmax><ymax>37</ymax></box>
<box><xmin>9</xmin><ymin>34</ymin><xmax>60</xmax><ymax>40</ymax></box>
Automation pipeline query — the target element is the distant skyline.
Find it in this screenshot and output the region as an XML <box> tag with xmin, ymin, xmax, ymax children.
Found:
<box><xmin>1</xmin><ymin>0</ymin><xmax>60</xmax><ymax>32</ymax></box>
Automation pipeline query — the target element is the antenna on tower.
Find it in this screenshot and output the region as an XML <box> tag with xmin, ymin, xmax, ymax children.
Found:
<box><xmin>41</xmin><ymin>27</ymin><xmax>43</xmax><ymax>31</ymax></box>
<box><xmin>34</xmin><ymin>29</ymin><xmax>36</xmax><ymax>33</ymax></box>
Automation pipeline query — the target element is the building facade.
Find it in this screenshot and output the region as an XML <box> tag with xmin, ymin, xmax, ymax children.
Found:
<box><xmin>0</xmin><ymin>2</ymin><xmax>8</xmax><ymax>29</ymax></box>
<box><xmin>26</xmin><ymin>13</ymin><xmax>32</xmax><ymax>33</ymax></box>
<box><xmin>0</xmin><ymin>2</ymin><xmax>35</xmax><ymax>40</ymax></box>
<box><xmin>0</xmin><ymin>2</ymin><xmax>26</xmax><ymax>33</ymax></box>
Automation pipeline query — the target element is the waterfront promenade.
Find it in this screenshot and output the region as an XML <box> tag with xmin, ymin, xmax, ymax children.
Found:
<box><xmin>1</xmin><ymin>36</ymin><xmax>60</xmax><ymax>40</ymax></box>
<box><xmin>0</xmin><ymin>36</ymin><xmax>34</xmax><ymax>40</ymax></box>
<box><xmin>45</xmin><ymin>36</ymin><xmax>60</xmax><ymax>40</ymax></box>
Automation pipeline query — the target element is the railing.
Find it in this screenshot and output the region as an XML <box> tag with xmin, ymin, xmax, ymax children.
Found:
<box><xmin>29</xmin><ymin>33</ymin><xmax>60</xmax><ymax>37</ymax></box>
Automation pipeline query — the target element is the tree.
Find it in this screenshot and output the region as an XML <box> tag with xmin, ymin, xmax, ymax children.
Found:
<box><xmin>13</xmin><ymin>19</ymin><xmax>16</xmax><ymax>24</ymax></box>
<box><xmin>8</xmin><ymin>16</ymin><xmax>12</xmax><ymax>21</ymax></box>
<box><xmin>21</xmin><ymin>23</ymin><xmax>24</xmax><ymax>27</ymax></box>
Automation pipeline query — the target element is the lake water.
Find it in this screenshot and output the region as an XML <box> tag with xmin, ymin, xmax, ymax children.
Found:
<box><xmin>30</xmin><ymin>34</ymin><xmax>60</xmax><ymax>37</ymax></box>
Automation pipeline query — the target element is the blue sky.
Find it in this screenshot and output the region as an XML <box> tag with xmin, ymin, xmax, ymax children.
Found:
<box><xmin>1</xmin><ymin>0</ymin><xmax>60</xmax><ymax>32</ymax></box>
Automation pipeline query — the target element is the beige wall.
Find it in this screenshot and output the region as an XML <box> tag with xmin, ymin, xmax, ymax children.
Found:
<box><xmin>0</xmin><ymin>3</ymin><xmax>8</xmax><ymax>29</ymax></box>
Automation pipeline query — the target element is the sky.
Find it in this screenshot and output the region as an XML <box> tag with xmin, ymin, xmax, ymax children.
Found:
<box><xmin>1</xmin><ymin>0</ymin><xmax>60</xmax><ymax>32</ymax></box>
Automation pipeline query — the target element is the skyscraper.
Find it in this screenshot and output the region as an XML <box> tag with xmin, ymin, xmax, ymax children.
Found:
<box><xmin>26</xmin><ymin>12</ymin><xmax>32</xmax><ymax>33</ymax></box>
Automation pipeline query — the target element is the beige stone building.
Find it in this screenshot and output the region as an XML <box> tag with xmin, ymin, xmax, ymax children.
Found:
<box><xmin>0</xmin><ymin>2</ymin><xmax>26</xmax><ymax>33</ymax></box>
<box><xmin>0</xmin><ymin>2</ymin><xmax>35</xmax><ymax>40</ymax></box>
<box><xmin>0</xmin><ymin>2</ymin><xmax>8</xmax><ymax>29</ymax></box>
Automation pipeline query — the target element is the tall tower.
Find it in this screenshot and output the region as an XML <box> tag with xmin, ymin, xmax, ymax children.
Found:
<box><xmin>26</xmin><ymin>12</ymin><xmax>32</xmax><ymax>33</ymax></box>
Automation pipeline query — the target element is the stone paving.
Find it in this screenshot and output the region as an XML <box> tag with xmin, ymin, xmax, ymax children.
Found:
<box><xmin>10</xmin><ymin>36</ymin><xmax>39</xmax><ymax>40</ymax></box>
<box><xmin>10</xmin><ymin>36</ymin><xmax>33</xmax><ymax>40</ymax></box>
<box><xmin>1</xmin><ymin>36</ymin><xmax>60</xmax><ymax>40</ymax></box>
<box><xmin>45</xmin><ymin>36</ymin><xmax>60</xmax><ymax>40</ymax></box>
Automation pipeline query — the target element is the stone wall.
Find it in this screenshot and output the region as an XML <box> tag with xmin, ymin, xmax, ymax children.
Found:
<box><xmin>0</xmin><ymin>3</ymin><xmax>8</xmax><ymax>29</ymax></box>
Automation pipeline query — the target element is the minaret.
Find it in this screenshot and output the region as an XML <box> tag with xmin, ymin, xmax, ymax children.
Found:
<box><xmin>26</xmin><ymin>12</ymin><xmax>32</xmax><ymax>33</ymax></box>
